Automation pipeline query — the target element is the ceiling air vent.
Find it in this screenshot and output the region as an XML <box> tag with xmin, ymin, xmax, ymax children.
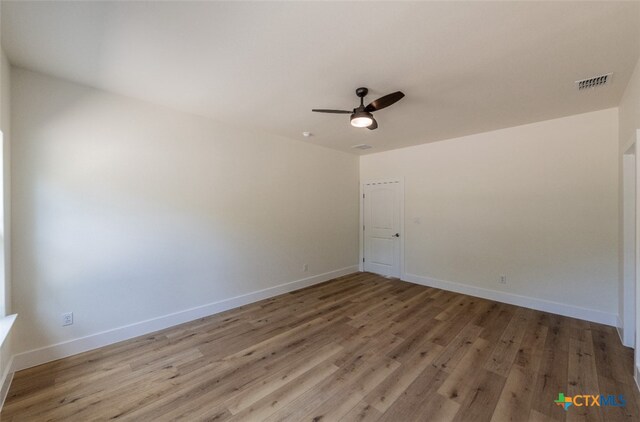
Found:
<box><xmin>576</xmin><ymin>73</ymin><xmax>612</xmax><ymax>90</ymax></box>
<box><xmin>352</xmin><ymin>144</ymin><xmax>372</xmax><ymax>150</ymax></box>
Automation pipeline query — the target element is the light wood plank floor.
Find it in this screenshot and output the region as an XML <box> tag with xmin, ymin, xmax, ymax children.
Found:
<box><xmin>3</xmin><ymin>272</ymin><xmax>639</xmax><ymax>421</ymax></box>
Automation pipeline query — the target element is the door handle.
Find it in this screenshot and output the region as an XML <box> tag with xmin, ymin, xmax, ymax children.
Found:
<box><xmin>392</xmin><ymin>233</ymin><xmax>400</xmax><ymax>237</ymax></box>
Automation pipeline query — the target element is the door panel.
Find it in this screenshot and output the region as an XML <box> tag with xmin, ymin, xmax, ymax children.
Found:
<box><xmin>371</xmin><ymin>238</ymin><xmax>394</xmax><ymax>264</ymax></box>
<box><xmin>363</xmin><ymin>182</ymin><xmax>401</xmax><ymax>277</ymax></box>
<box><xmin>371</xmin><ymin>190</ymin><xmax>394</xmax><ymax>229</ymax></box>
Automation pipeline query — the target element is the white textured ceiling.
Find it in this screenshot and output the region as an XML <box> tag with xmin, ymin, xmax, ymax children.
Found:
<box><xmin>2</xmin><ymin>1</ymin><xmax>639</xmax><ymax>154</ymax></box>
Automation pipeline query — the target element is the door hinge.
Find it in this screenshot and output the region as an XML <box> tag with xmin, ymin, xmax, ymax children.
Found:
<box><xmin>363</xmin><ymin>225</ymin><xmax>365</xmax><ymax>231</ymax></box>
<box><xmin>363</xmin><ymin>193</ymin><xmax>365</xmax><ymax>199</ymax></box>
<box><xmin>363</xmin><ymin>257</ymin><xmax>365</xmax><ymax>263</ymax></box>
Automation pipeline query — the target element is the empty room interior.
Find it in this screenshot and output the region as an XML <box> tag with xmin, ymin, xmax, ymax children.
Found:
<box><xmin>0</xmin><ymin>1</ymin><xmax>639</xmax><ymax>421</ymax></box>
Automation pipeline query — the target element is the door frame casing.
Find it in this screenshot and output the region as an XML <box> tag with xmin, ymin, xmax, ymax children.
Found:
<box><xmin>359</xmin><ymin>178</ymin><xmax>405</xmax><ymax>279</ymax></box>
<box><xmin>622</xmin><ymin>141</ymin><xmax>636</xmax><ymax>349</ymax></box>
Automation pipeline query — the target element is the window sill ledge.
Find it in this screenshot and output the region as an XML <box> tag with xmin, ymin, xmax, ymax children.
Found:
<box><xmin>0</xmin><ymin>314</ymin><xmax>16</xmax><ymax>348</ymax></box>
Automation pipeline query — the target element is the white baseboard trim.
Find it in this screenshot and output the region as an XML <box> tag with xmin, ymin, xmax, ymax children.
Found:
<box><xmin>617</xmin><ymin>315</ymin><xmax>625</xmax><ymax>345</ymax></box>
<box><xmin>403</xmin><ymin>273</ymin><xmax>617</xmax><ymax>327</ymax></box>
<box><xmin>11</xmin><ymin>265</ymin><xmax>358</xmax><ymax>372</ymax></box>
<box><xmin>616</xmin><ymin>315</ymin><xmax>633</xmax><ymax>347</ymax></box>
<box><xmin>0</xmin><ymin>356</ymin><xmax>13</xmax><ymax>411</ymax></box>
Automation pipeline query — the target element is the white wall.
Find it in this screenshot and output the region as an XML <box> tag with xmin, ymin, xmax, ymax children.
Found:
<box><xmin>361</xmin><ymin>108</ymin><xmax>619</xmax><ymax>323</ymax></box>
<box><xmin>620</xmin><ymin>57</ymin><xmax>640</xmax><ymax>152</ymax></box>
<box><xmin>10</xmin><ymin>69</ymin><xmax>359</xmax><ymax>358</ymax></box>
<box><xmin>0</xmin><ymin>45</ymin><xmax>14</xmax><ymax>405</ymax></box>
<box><xmin>618</xmin><ymin>54</ymin><xmax>640</xmax><ymax>376</ymax></box>
<box><xmin>0</xmin><ymin>46</ymin><xmax>10</xmax><ymax>317</ymax></box>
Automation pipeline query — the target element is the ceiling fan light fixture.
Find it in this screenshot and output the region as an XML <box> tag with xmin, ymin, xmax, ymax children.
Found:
<box><xmin>350</xmin><ymin>111</ymin><xmax>374</xmax><ymax>128</ymax></box>
<box><xmin>313</xmin><ymin>87</ymin><xmax>404</xmax><ymax>131</ymax></box>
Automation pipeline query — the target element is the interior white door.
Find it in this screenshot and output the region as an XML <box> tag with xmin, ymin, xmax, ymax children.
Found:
<box><xmin>363</xmin><ymin>181</ymin><xmax>401</xmax><ymax>277</ymax></box>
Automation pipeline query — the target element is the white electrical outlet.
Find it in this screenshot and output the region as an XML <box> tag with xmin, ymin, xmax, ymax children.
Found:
<box><xmin>499</xmin><ymin>275</ymin><xmax>507</xmax><ymax>284</ymax></box>
<box><xmin>62</xmin><ymin>312</ymin><xmax>73</xmax><ymax>326</ymax></box>
<box><xmin>303</xmin><ymin>264</ymin><xmax>309</xmax><ymax>272</ymax></box>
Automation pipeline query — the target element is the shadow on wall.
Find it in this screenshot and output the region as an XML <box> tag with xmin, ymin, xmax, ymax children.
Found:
<box><xmin>11</xmin><ymin>69</ymin><xmax>358</xmax><ymax>354</ymax></box>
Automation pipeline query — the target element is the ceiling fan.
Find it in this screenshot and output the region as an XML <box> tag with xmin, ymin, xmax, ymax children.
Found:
<box><xmin>312</xmin><ymin>87</ymin><xmax>405</xmax><ymax>130</ymax></box>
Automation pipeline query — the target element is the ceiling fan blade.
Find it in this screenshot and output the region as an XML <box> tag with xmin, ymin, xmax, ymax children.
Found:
<box><xmin>312</xmin><ymin>109</ymin><xmax>352</xmax><ymax>114</ymax></box>
<box><xmin>365</xmin><ymin>91</ymin><xmax>405</xmax><ymax>112</ymax></box>
<box><xmin>367</xmin><ymin>117</ymin><xmax>378</xmax><ymax>130</ymax></box>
